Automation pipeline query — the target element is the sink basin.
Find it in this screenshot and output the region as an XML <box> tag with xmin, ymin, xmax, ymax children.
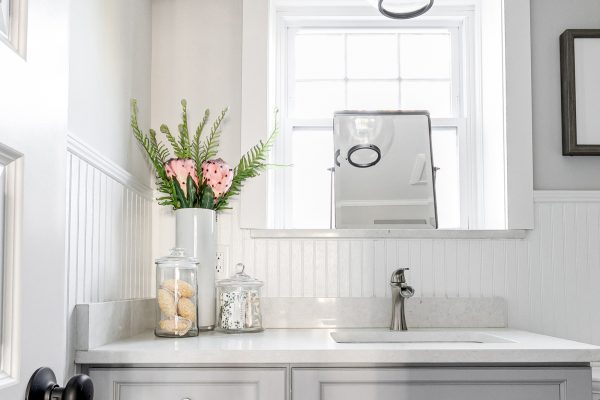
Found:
<box><xmin>330</xmin><ymin>330</ymin><xmax>515</xmax><ymax>344</ymax></box>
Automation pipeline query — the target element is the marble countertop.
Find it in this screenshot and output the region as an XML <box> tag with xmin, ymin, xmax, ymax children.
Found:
<box><xmin>75</xmin><ymin>328</ymin><xmax>600</xmax><ymax>366</ymax></box>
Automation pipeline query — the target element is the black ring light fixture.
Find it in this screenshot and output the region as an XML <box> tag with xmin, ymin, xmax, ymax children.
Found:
<box><xmin>347</xmin><ymin>144</ymin><xmax>382</xmax><ymax>168</ymax></box>
<box><xmin>377</xmin><ymin>0</ymin><xmax>435</xmax><ymax>19</ymax></box>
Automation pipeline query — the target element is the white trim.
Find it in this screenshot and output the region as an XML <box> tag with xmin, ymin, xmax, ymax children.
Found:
<box><xmin>533</xmin><ymin>190</ymin><xmax>600</xmax><ymax>203</ymax></box>
<box><xmin>240</xmin><ymin>0</ymin><xmax>271</xmax><ymax>229</ymax></box>
<box><xmin>0</xmin><ymin>144</ymin><xmax>22</xmax><ymax>390</ymax></box>
<box><xmin>503</xmin><ymin>0</ymin><xmax>534</xmax><ymax>229</ymax></box>
<box><xmin>250</xmin><ymin>228</ymin><xmax>526</xmax><ymax>239</ymax></box>
<box><xmin>0</xmin><ymin>0</ymin><xmax>27</xmax><ymax>58</ymax></box>
<box><xmin>66</xmin><ymin>134</ymin><xmax>153</xmax><ymax>200</ymax></box>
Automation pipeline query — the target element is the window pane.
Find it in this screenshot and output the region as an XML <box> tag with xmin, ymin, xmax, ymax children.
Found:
<box><xmin>400</xmin><ymin>34</ymin><xmax>451</xmax><ymax>79</ymax></box>
<box><xmin>291</xmin><ymin>129</ymin><xmax>334</xmax><ymax>228</ymax></box>
<box><xmin>347</xmin><ymin>81</ymin><xmax>399</xmax><ymax>110</ymax></box>
<box><xmin>295</xmin><ymin>34</ymin><xmax>345</xmax><ymax>79</ymax></box>
<box><xmin>347</xmin><ymin>34</ymin><xmax>398</xmax><ymax>79</ymax></box>
<box><xmin>0</xmin><ymin>0</ymin><xmax>9</xmax><ymax>37</ymax></box>
<box><xmin>293</xmin><ymin>81</ymin><xmax>345</xmax><ymax>118</ymax></box>
<box><xmin>401</xmin><ymin>81</ymin><xmax>452</xmax><ymax>117</ymax></box>
<box><xmin>431</xmin><ymin>128</ymin><xmax>460</xmax><ymax>228</ymax></box>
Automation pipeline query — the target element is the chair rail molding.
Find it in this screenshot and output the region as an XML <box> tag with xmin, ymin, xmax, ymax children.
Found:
<box><xmin>66</xmin><ymin>133</ymin><xmax>152</xmax><ymax>200</ymax></box>
<box><xmin>534</xmin><ymin>190</ymin><xmax>600</xmax><ymax>203</ymax></box>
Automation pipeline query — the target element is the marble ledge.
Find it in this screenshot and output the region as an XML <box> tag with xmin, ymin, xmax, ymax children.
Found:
<box><xmin>75</xmin><ymin>328</ymin><xmax>600</xmax><ymax>366</ymax></box>
<box><xmin>249</xmin><ymin>229</ymin><xmax>528</xmax><ymax>239</ymax></box>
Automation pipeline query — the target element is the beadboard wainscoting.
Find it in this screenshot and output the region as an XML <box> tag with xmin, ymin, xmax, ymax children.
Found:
<box><xmin>210</xmin><ymin>191</ymin><xmax>600</xmax><ymax>346</ymax></box>
<box><xmin>65</xmin><ymin>134</ymin><xmax>154</xmax><ymax>373</ymax></box>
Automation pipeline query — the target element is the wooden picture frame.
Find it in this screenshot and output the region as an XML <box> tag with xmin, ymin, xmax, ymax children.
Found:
<box><xmin>561</xmin><ymin>29</ymin><xmax>600</xmax><ymax>155</ymax></box>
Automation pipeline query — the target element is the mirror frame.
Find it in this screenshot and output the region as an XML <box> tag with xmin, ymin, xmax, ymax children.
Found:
<box><xmin>240</xmin><ymin>0</ymin><xmax>534</xmax><ymax>231</ymax></box>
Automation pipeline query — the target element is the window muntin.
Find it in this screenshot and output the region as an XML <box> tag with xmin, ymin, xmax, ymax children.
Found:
<box><xmin>274</xmin><ymin>20</ymin><xmax>472</xmax><ymax>229</ymax></box>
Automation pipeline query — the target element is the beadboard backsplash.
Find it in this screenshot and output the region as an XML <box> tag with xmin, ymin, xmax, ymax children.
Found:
<box><xmin>210</xmin><ymin>193</ymin><xmax>600</xmax><ymax>346</ymax></box>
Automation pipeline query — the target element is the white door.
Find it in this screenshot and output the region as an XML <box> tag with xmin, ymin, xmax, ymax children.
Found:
<box><xmin>0</xmin><ymin>0</ymin><xmax>71</xmax><ymax>398</ymax></box>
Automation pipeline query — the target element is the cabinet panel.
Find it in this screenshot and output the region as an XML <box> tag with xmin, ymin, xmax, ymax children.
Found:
<box><xmin>293</xmin><ymin>367</ymin><xmax>592</xmax><ymax>400</ymax></box>
<box><xmin>90</xmin><ymin>368</ymin><xmax>286</xmax><ymax>400</ymax></box>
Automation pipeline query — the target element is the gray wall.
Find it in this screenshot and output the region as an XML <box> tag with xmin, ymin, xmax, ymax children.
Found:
<box><xmin>531</xmin><ymin>0</ymin><xmax>600</xmax><ymax>190</ymax></box>
<box><xmin>151</xmin><ymin>0</ymin><xmax>242</xmax><ymax>166</ymax></box>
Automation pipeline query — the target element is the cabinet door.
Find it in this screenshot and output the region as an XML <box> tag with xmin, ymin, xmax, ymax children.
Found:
<box><xmin>292</xmin><ymin>367</ymin><xmax>592</xmax><ymax>400</ymax></box>
<box><xmin>90</xmin><ymin>368</ymin><xmax>287</xmax><ymax>400</ymax></box>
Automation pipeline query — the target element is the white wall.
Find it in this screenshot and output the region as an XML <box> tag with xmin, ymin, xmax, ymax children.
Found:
<box><xmin>531</xmin><ymin>0</ymin><xmax>600</xmax><ymax>190</ymax></box>
<box><xmin>0</xmin><ymin>0</ymin><xmax>70</xmax><ymax>395</ymax></box>
<box><xmin>68</xmin><ymin>0</ymin><xmax>153</xmax><ymax>184</ymax></box>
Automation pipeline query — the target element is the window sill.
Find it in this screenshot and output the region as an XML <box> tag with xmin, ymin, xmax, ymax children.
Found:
<box><xmin>249</xmin><ymin>229</ymin><xmax>528</xmax><ymax>239</ymax></box>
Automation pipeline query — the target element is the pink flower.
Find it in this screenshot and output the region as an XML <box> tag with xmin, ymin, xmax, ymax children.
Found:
<box><xmin>202</xmin><ymin>158</ymin><xmax>233</xmax><ymax>198</ymax></box>
<box><xmin>164</xmin><ymin>158</ymin><xmax>199</xmax><ymax>193</ymax></box>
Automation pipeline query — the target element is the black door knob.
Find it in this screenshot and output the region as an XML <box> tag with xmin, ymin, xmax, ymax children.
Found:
<box><xmin>26</xmin><ymin>367</ymin><xmax>94</xmax><ymax>400</ymax></box>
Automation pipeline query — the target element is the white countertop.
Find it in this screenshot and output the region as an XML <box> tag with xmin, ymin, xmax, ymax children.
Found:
<box><xmin>75</xmin><ymin>328</ymin><xmax>600</xmax><ymax>365</ymax></box>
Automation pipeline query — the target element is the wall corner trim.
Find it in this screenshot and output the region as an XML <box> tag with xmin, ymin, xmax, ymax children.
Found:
<box><xmin>66</xmin><ymin>133</ymin><xmax>153</xmax><ymax>200</ymax></box>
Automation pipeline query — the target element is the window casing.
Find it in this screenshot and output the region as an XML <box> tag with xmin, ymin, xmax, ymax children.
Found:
<box><xmin>271</xmin><ymin>9</ymin><xmax>479</xmax><ymax>229</ymax></box>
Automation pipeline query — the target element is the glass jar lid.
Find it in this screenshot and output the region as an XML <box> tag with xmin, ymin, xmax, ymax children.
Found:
<box><xmin>217</xmin><ymin>263</ymin><xmax>264</xmax><ymax>288</ymax></box>
<box><xmin>155</xmin><ymin>248</ymin><xmax>199</xmax><ymax>267</ymax></box>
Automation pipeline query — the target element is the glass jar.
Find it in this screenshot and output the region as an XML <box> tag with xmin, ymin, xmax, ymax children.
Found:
<box><xmin>216</xmin><ymin>263</ymin><xmax>264</xmax><ymax>333</ymax></box>
<box><xmin>155</xmin><ymin>248</ymin><xmax>199</xmax><ymax>338</ymax></box>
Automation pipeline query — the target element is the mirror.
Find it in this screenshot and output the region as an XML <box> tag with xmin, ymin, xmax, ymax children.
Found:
<box><xmin>334</xmin><ymin>111</ymin><xmax>437</xmax><ymax>229</ymax></box>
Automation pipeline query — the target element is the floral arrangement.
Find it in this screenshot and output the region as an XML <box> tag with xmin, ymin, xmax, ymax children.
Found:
<box><xmin>130</xmin><ymin>99</ymin><xmax>278</xmax><ymax>211</ymax></box>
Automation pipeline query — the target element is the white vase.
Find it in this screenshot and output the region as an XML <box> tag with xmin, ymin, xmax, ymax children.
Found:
<box><xmin>175</xmin><ymin>208</ymin><xmax>216</xmax><ymax>330</ymax></box>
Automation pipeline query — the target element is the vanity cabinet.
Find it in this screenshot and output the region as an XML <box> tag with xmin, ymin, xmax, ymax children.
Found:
<box><xmin>89</xmin><ymin>368</ymin><xmax>286</xmax><ymax>400</ymax></box>
<box><xmin>292</xmin><ymin>367</ymin><xmax>592</xmax><ymax>400</ymax></box>
<box><xmin>88</xmin><ymin>366</ymin><xmax>592</xmax><ymax>400</ymax></box>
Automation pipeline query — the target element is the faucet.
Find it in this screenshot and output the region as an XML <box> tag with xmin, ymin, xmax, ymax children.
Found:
<box><xmin>390</xmin><ymin>268</ymin><xmax>415</xmax><ymax>331</ymax></box>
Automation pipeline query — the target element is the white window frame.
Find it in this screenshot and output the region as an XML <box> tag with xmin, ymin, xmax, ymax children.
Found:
<box><xmin>0</xmin><ymin>0</ymin><xmax>27</xmax><ymax>58</ymax></box>
<box><xmin>240</xmin><ymin>0</ymin><xmax>533</xmax><ymax>232</ymax></box>
<box><xmin>274</xmin><ymin>12</ymin><xmax>475</xmax><ymax>229</ymax></box>
<box><xmin>0</xmin><ymin>144</ymin><xmax>23</xmax><ymax>390</ymax></box>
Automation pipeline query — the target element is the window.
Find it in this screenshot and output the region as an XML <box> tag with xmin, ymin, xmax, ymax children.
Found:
<box><xmin>0</xmin><ymin>0</ymin><xmax>9</xmax><ymax>38</ymax></box>
<box><xmin>241</xmin><ymin>0</ymin><xmax>533</xmax><ymax>231</ymax></box>
<box><xmin>272</xmin><ymin>10</ymin><xmax>475</xmax><ymax>229</ymax></box>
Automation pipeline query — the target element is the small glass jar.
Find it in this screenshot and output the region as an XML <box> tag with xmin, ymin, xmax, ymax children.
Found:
<box><xmin>216</xmin><ymin>263</ymin><xmax>264</xmax><ymax>333</ymax></box>
<box><xmin>155</xmin><ymin>248</ymin><xmax>199</xmax><ymax>338</ymax></box>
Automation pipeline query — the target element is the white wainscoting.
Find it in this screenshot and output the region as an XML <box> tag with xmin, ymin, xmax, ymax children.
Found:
<box><xmin>66</xmin><ymin>135</ymin><xmax>154</xmax><ymax>306</ymax></box>
<box><xmin>65</xmin><ymin>134</ymin><xmax>154</xmax><ymax>374</ymax></box>
<box><xmin>216</xmin><ymin>191</ymin><xmax>600</xmax><ymax>345</ymax></box>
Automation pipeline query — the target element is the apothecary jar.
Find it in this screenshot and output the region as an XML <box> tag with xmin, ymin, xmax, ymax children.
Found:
<box><xmin>155</xmin><ymin>248</ymin><xmax>199</xmax><ymax>338</ymax></box>
<box><xmin>216</xmin><ymin>263</ymin><xmax>264</xmax><ymax>333</ymax></box>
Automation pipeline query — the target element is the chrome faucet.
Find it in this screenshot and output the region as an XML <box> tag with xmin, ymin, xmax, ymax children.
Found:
<box><xmin>390</xmin><ymin>268</ymin><xmax>415</xmax><ymax>331</ymax></box>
